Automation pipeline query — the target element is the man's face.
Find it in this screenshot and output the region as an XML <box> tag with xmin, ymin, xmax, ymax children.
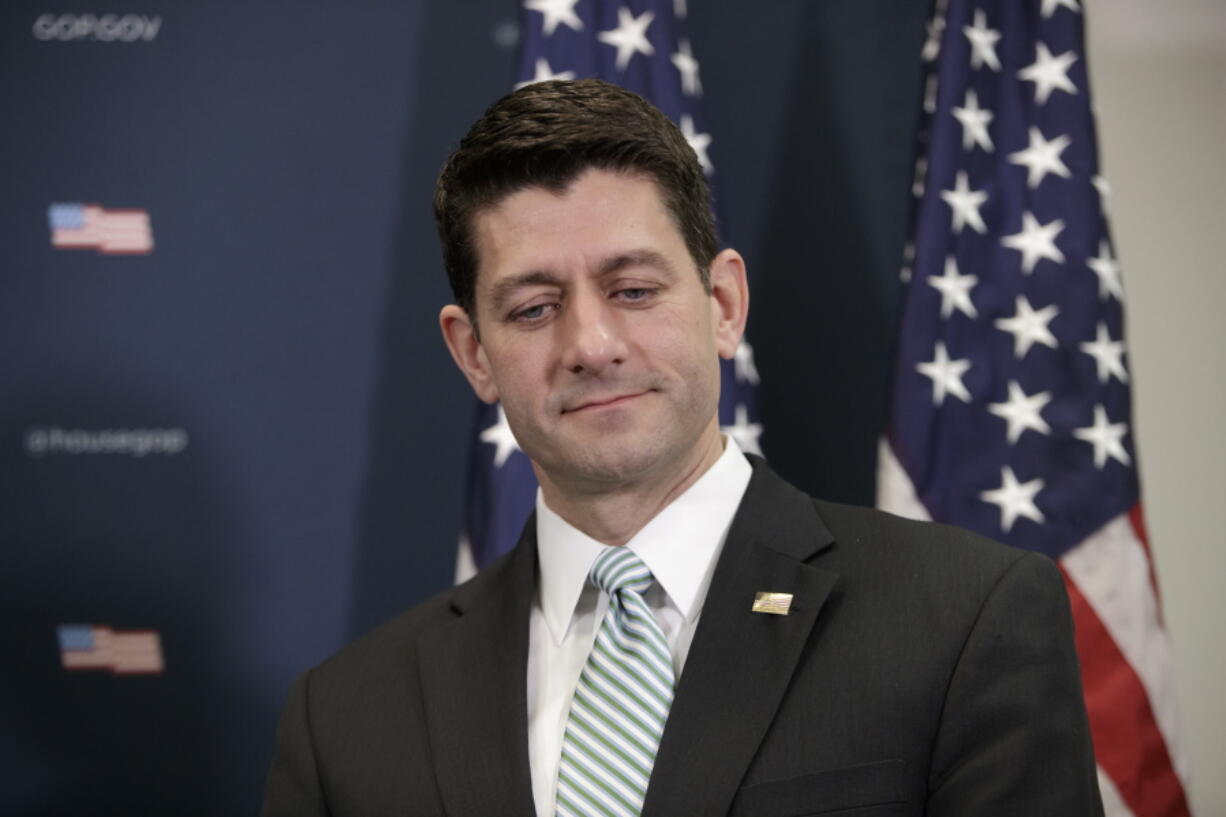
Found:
<box><xmin>441</xmin><ymin>168</ymin><xmax>746</xmax><ymax>492</ymax></box>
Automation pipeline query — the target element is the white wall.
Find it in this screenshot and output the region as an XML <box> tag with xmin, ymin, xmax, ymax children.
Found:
<box><xmin>1085</xmin><ymin>1</ymin><xmax>1226</xmax><ymax>813</ymax></box>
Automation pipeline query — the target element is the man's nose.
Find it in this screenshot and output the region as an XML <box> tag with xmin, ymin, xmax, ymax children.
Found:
<box><xmin>559</xmin><ymin>292</ymin><xmax>628</xmax><ymax>375</ymax></box>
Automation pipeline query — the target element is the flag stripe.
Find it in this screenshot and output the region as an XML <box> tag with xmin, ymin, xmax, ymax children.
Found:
<box><xmin>1060</xmin><ymin>512</ymin><xmax>1186</xmax><ymax>781</ymax></box>
<box><xmin>1062</xmin><ymin>574</ymin><xmax>1191</xmax><ymax>817</ymax></box>
<box><xmin>877</xmin><ymin>437</ymin><xmax>934</xmax><ymax>522</ymax></box>
<box><xmin>1127</xmin><ymin>505</ymin><xmax>1166</xmax><ymax>618</ymax></box>
<box><xmin>1098</xmin><ymin>767</ymin><xmax>1136</xmax><ymax>817</ymax></box>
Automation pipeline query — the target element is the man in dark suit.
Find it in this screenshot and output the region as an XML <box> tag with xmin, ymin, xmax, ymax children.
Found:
<box><xmin>262</xmin><ymin>79</ymin><xmax>1103</xmax><ymax>817</ymax></box>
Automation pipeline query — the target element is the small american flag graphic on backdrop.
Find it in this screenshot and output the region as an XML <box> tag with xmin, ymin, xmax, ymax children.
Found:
<box><xmin>48</xmin><ymin>203</ymin><xmax>154</xmax><ymax>255</ymax></box>
<box><xmin>878</xmin><ymin>1</ymin><xmax>1189</xmax><ymax>815</ymax></box>
<box><xmin>454</xmin><ymin>0</ymin><xmax>763</xmax><ymax>579</ymax></box>
<box><xmin>58</xmin><ymin>624</ymin><xmax>164</xmax><ymax>675</ymax></box>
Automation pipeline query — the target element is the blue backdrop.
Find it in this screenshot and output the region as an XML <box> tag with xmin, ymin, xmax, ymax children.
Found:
<box><xmin>0</xmin><ymin>1</ymin><xmax>926</xmax><ymax>813</ymax></box>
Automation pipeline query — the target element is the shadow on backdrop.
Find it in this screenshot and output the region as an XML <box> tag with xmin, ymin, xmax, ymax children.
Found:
<box><xmin>748</xmin><ymin>2</ymin><xmax>926</xmax><ymax>506</ymax></box>
<box><xmin>349</xmin><ymin>0</ymin><xmax>519</xmax><ymax>639</ymax></box>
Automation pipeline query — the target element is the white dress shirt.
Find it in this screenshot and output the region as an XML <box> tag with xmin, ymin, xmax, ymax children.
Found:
<box><xmin>526</xmin><ymin>439</ymin><xmax>754</xmax><ymax>817</ymax></box>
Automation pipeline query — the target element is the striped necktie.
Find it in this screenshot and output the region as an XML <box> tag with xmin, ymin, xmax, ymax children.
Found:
<box><xmin>555</xmin><ymin>547</ymin><xmax>675</xmax><ymax>817</ymax></box>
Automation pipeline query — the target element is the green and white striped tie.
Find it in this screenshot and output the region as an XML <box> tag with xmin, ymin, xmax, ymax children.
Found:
<box><xmin>555</xmin><ymin>547</ymin><xmax>675</xmax><ymax>817</ymax></box>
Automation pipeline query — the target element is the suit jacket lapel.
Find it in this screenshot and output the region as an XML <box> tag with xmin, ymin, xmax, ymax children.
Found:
<box><xmin>418</xmin><ymin>522</ymin><xmax>539</xmax><ymax>817</ymax></box>
<box><xmin>642</xmin><ymin>458</ymin><xmax>839</xmax><ymax>817</ymax></box>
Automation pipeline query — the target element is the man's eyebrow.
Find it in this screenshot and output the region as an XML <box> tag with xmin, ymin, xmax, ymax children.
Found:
<box><xmin>487</xmin><ymin>270</ymin><xmax>562</xmax><ymax>314</ymax></box>
<box><xmin>597</xmin><ymin>249</ymin><xmax>678</xmax><ymax>278</ymax></box>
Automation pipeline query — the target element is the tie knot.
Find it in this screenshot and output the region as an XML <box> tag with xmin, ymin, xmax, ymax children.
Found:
<box><xmin>590</xmin><ymin>547</ymin><xmax>653</xmax><ymax>596</ymax></box>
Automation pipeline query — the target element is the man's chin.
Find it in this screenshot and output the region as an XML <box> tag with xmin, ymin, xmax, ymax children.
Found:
<box><xmin>537</xmin><ymin>442</ymin><xmax>667</xmax><ymax>491</ymax></box>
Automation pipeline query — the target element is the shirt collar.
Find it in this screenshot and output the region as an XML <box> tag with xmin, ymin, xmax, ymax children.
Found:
<box><xmin>535</xmin><ymin>438</ymin><xmax>753</xmax><ymax>645</ymax></box>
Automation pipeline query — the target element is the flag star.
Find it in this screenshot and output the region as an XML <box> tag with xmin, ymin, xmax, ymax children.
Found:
<box><xmin>913</xmin><ymin>156</ymin><xmax>930</xmax><ymax>197</ymax></box>
<box><xmin>1001</xmin><ymin>211</ymin><xmax>1066</xmax><ymax>274</ymax></box>
<box><xmin>1074</xmin><ymin>404</ymin><xmax>1131</xmax><ymax>468</ymax></box>
<box><xmin>923</xmin><ymin>72</ymin><xmax>940</xmax><ymax>114</ymax></box>
<box><xmin>1080</xmin><ymin>322</ymin><xmax>1129</xmax><ymax>384</ymax></box>
<box><xmin>940</xmin><ymin>171</ymin><xmax>989</xmax><ymax>234</ymax></box>
<box><xmin>928</xmin><ymin>256</ymin><xmax>979</xmax><ymax>319</ymax></box>
<box><xmin>1093</xmin><ymin>174</ymin><xmax>1112</xmax><ymax>208</ymax></box>
<box><xmin>673</xmin><ymin>0</ymin><xmax>687</xmax><ymax>19</ymax></box>
<box><xmin>733</xmin><ymin>340</ymin><xmax>760</xmax><ymax>385</ymax></box>
<box><xmin>916</xmin><ymin>341</ymin><xmax>972</xmax><ymax>406</ymax></box>
<box><xmin>980</xmin><ymin>466</ymin><xmax>1046</xmax><ymax>532</ymax></box>
<box><xmin>988</xmin><ymin>381</ymin><xmax>1053</xmax><ymax>444</ymax></box>
<box><xmin>672</xmin><ymin>37</ymin><xmax>702</xmax><ymax>96</ymax></box>
<box><xmin>900</xmin><ymin>241</ymin><xmax>915</xmax><ymax>283</ymax></box>
<box><xmin>994</xmin><ymin>295</ymin><xmax>1060</xmax><ymax>358</ymax></box>
<box><xmin>1018</xmin><ymin>42</ymin><xmax>1079</xmax><ymax>105</ymax></box>
<box><xmin>963</xmin><ymin>9</ymin><xmax>1002</xmax><ymax>71</ymax></box>
<box><xmin>952</xmin><ymin>89</ymin><xmax>994</xmax><ymax>152</ymax></box>
<box><xmin>597</xmin><ymin>7</ymin><xmax>655</xmax><ymax>71</ymax></box>
<box><xmin>722</xmin><ymin>403</ymin><xmax>763</xmax><ymax>456</ymax></box>
<box><xmin>1041</xmin><ymin>0</ymin><xmax>1081</xmax><ymax>18</ymax></box>
<box><xmin>922</xmin><ymin>17</ymin><xmax>944</xmax><ymax>62</ymax></box>
<box><xmin>480</xmin><ymin>404</ymin><xmax>521</xmax><ymax>467</ymax></box>
<box><xmin>514</xmin><ymin>57</ymin><xmax>576</xmax><ymax>89</ymax></box>
<box><xmin>1008</xmin><ymin>127</ymin><xmax>1073</xmax><ymax>189</ymax></box>
<box><xmin>1087</xmin><ymin>239</ymin><xmax>1124</xmax><ymax>301</ymax></box>
<box><xmin>523</xmin><ymin>0</ymin><xmax>583</xmax><ymax>36</ymax></box>
<box><xmin>679</xmin><ymin>114</ymin><xmax>713</xmax><ymax>174</ymax></box>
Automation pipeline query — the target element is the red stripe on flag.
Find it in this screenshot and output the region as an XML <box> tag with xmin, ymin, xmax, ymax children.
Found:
<box><xmin>1061</xmin><ymin>571</ymin><xmax>1190</xmax><ymax>817</ymax></box>
<box><xmin>1127</xmin><ymin>505</ymin><xmax>1166</xmax><ymax>624</ymax></box>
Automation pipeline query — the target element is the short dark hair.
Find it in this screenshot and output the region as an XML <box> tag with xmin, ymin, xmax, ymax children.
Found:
<box><xmin>433</xmin><ymin>78</ymin><xmax>718</xmax><ymax>316</ymax></box>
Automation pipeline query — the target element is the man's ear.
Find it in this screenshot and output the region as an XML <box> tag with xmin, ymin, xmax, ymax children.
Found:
<box><xmin>707</xmin><ymin>248</ymin><xmax>749</xmax><ymax>359</ymax></box>
<box><xmin>439</xmin><ymin>304</ymin><xmax>500</xmax><ymax>404</ymax></box>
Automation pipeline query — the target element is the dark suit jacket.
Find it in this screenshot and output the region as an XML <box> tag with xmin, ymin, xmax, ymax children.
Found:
<box><xmin>261</xmin><ymin>457</ymin><xmax>1103</xmax><ymax>816</ymax></box>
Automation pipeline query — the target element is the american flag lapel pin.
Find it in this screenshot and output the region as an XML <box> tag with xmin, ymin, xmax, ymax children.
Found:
<box><xmin>752</xmin><ymin>592</ymin><xmax>793</xmax><ymax>616</ymax></box>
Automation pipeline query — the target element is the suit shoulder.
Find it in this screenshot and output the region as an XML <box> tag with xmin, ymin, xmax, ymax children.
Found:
<box><xmin>306</xmin><ymin>581</ymin><xmax>457</xmax><ymax>690</ymax></box>
<box><xmin>307</xmin><ymin>548</ymin><xmax>514</xmax><ymax>687</ymax></box>
<box><xmin>809</xmin><ymin>497</ymin><xmax>1053</xmax><ymax>588</ymax></box>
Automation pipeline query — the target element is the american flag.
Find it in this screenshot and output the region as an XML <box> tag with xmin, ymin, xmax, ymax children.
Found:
<box><xmin>455</xmin><ymin>0</ymin><xmax>762</xmax><ymax>578</ymax></box>
<box><xmin>58</xmin><ymin>624</ymin><xmax>165</xmax><ymax>675</ymax></box>
<box><xmin>877</xmin><ymin>1</ymin><xmax>1189</xmax><ymax>815</ymax></box>
<box><xmin>48</xmin><ymin>203</ymin><xmax>154</xmax><ymax>255</ymax></box>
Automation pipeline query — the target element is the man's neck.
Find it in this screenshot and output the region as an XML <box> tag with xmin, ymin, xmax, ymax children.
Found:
<box><xmin>536</xmin><ymin>426</ymin><xmax>726</xmax><ymax>547</ymax></box>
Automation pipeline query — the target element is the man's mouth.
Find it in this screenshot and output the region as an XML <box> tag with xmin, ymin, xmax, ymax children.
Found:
<box><xmin>563</xmin><ymin>390</ymin><xmax>651</xmax><ymax>413</ymax></box>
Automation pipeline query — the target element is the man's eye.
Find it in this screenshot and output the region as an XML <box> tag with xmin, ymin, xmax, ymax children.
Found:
<box><xmin>616</xmin><ymin>288</ymin><xmax>654</xmax><ymax>302</ymax></box>
<box><xmin>511</xmin><ymin>303</ymin><xmax>553</xmax><ymax>322</ymax></box>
